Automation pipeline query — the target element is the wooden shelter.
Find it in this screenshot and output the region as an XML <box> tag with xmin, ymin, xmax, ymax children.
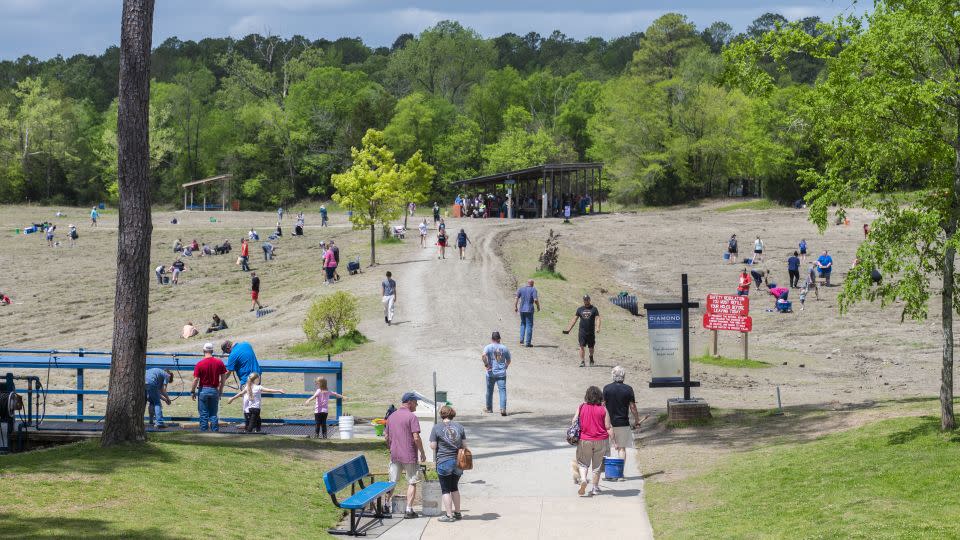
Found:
<box><xmin>453</xmin><ymin>163</ymin><xmax>603</xmax><ymax>218</ymax></box>
<box><xmin>181</xmin><ymin>174</ymin><xmax>233</xmax><ymax>211</ymax></box>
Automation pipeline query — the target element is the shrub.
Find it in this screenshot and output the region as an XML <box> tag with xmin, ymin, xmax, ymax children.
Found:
<box><xmin>304</xmin><ymin>291</ymin><xmax>360</xmax><ymax>344</ymax></box>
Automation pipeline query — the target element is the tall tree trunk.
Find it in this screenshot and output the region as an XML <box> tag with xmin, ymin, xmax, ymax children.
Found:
<box><xmin>101</xmin><ymin>0</ymin><xmax>155</xmax><ymax>447</ymax></box>
<box><xmin>942</xmin><ymin>247</ymin><xmax>956</xmax><ymax>431</ymax></box>
<box><xmin>369</xmin><ymin>223</ymin><xmax>376</xmax><ymax>266</ymax></box>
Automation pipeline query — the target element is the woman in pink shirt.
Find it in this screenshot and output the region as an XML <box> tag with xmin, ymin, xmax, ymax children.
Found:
<box><xmin>573</xmin><ymin>385</ymin><xmax>612</xmax><ymax>496</ymax></box>
<box><xmin>322</xmin><ymin>243</ymin><xmax>337</xmax><ymax>285</ymax></box>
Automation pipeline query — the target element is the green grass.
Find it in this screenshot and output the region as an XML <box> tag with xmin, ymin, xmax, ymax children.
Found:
<box><xmin>1</xmin><ymin>434</ymin><xmax>390</xmax><ymax>538</ymax></box>
<box><xmin>715</xmin><ymin>199</ymin><xmax>780</xmax><ymax>212</ymax></box>
<box><xmin>377</xmin><ymin>236</ymin><xmax>403</xmax><ymax>245</ymax></box>
<box><xmin>531</xmin><ymin>269</ymin><xmax>566</xmax><ymax>280</ymax></box>
<box><xmin>647</xmin><ymin>416</ymin><xmax>960</xmax><ymax>539</ymax></box>
<box><xmin>692</xmin><ymin>354</ymin><xmax>771</xmax><ymax>369</ymax></box>
<box><xmin>287</xmin><ymin>330</ymin><xmax>368</xmax><ymax>358</ymax></box>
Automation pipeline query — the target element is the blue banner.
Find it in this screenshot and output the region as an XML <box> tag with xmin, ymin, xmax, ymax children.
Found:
<box><xmin>647</xmin><ymin>308</ymin><xmax>683</xmax><ymax>382</ymax></box>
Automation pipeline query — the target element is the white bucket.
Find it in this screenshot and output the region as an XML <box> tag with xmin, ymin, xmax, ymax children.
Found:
<box><xmin>338</xmin><ymin>416</ymin><xmax>354</xmax><ymax>440</ymax></box>
<box><xmin>419</xmin><ymin>480</ymin><xmax>442</xmax><ymax>516</ymax></box>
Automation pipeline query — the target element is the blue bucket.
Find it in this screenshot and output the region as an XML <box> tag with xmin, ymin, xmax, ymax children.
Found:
<box><xmin>604</xmin><ymin>457</ymin><xmax>625</xmax><ymax>479</ymax></box>
<box><xmin>723</xmin><ymin>253</ymin><xmax>731</xmax><ymax>260</ymax></box>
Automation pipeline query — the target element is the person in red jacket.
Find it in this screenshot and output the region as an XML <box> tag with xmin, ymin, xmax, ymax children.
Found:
<box><xmin>240</xmin><ymin>238</ymin><xmax>250</xmax><ymax>272</ymax></box>
<box><xmin>737</xmin><ymin>269</ymin><xmax>751</xmax><ymax>296</ymax></box>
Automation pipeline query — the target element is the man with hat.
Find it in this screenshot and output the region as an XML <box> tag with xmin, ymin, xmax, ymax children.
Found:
<box><xmin>564</xmin><ymin>295</ymin><xmax>602</xmax><ymax>367</ymax></box>
<box><xmin>481</xmin><ymin>331</ymin><xmax>511</xmax><ymax>416</ymax></box>
<box><xmin>385</xmin><ymin>392</ymin><xmax>426</xmax><ymax>518</ymax></box>
<box><xmin>191</xmin><ymin>343</ymin><xmax>228</xmax><ymax>432</ymax></box>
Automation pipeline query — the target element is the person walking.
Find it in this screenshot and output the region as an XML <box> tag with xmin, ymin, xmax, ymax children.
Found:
<box><xmin>382</xmin><ymin>271</ymin><xmax>397</xmax><ymax>325</ymax></box>
<box><xmin>250</xmin><ymin>272</ymin><xmax>263</xmax><ymax>312</ymax></box>
<box><xmin>430</xmin><ymin>405</ymin><xmax>468</xmax><ymax>522</ymax></box>
<box><xmin>799</xmin><ymin>238</ymin><xmax>808</xmax><ymax>264</ymax></box>
<box><xmin>90</xmin><ymin>207</ymin><xmax>99</xmax><ymax>227</ymax></box>
<box><xmin>563</xmin><ymin>295</ymin><xmax>601</xmax><ymax>367</ymax></box>
<box><xmin>603</xmin><ymin>367</ymin><xmax>641</xmax><ymax>477</ymax></box>
<box><xmin>804</xmin><ymin>262</ymin><xmax>820</xmax><ymax>301</ymax></box>
<box><xmin>727</xmin><ymin>234</ymin><xmax>738</xmax><ymax>264</ymax></box>
<box><xmin>573</xmin><ymin>386</ymin><xmax>612</xmax><ymax>496</ymax></box>
<box><xmin>481</xmin><ymin>331</ymin><xmax>511</xmax><ymax>416</ymax></box>
<box><xmin>330</xmin><ymin>240</ymin><xmax>341</xmax><ymax>281</ymax></box>
<box><xmin>240</xmin><ymin>238</ymin><xmax>250</xmax><ymax>271</ymax></box>
<box><xmin>817</xmin><ymin>250</ymin><xmax>834</xmax><ymax>286</ymax></box>
<box><xmin>144</xmin><ymin>367</ymin><xmax>173</xmax><ymax>428</ymax></box>
<box><xmin>323</xmin><ymin>242</ymin><xmax>337</xmax><ymax>285</ymax></box>
<box><xmin>787</xmin><ymin>251</ymin><xmax>801</xmax><ymax>288</ymax></box>
<box><xmin>419</xmin><ymin>219</ymin><xmax>428</xmax><ymax>248</ymax></box>
<box><xmin>385</xmin><ymin>392</ymin><xmax>427</xmax><ymax>519</ymax></box>
<box><xmin>433</xmin><ymin>202</ymin><xmax>440</xmax><ymax>224</ymax></box>
<box><xmin>277</xmin><ymin>207</ymin><xmax>283</xmax><ymax>222</ymax></box>
<box><xmin>863</xmin><ymin>223</ymin><xmax>870</xmax><ymax>239</ymax></box>
<box><xmin>753</xmin><ymin>236</ymin><xmax>764</xmax><ymax>265</ymax></box>
<box><xmin>436</xmin><ymin>229</ymin><xmax>448</xmax><ymax>259</ymax></box>
<box><xmin>515</xmin><ymin>279</ymin><xmax>541</xmax><ymax>347</ymax></box>
<box><xmin>190</xmin><ymin>343</ymin><xmax>228</xmax><ymax>432</ymax></box>
<box><xmin>456</xmin><ymin>229</ymin><xmax>470</xmax><ymax>260</ymax></box>
<box><xmin>320</xmin><ymin>205</ymin><xmax>328</xmax><ymax>227</ymax></box>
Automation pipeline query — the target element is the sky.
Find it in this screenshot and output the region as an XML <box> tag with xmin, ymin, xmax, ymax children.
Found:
<box><xmin>0</xmin><ymin>0</ymin><xmax>862</xmax><ymax>60</ymax></box>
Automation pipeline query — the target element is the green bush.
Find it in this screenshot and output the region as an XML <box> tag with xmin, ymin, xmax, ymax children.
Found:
<box><xmin>304</xmin><ymin>291</ymin><xmax>360</xmax><ymax>344</ymax></box>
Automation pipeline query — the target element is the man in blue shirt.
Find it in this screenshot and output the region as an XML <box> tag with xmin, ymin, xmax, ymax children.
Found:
<box><xmin>817</xmin><ymin>250</ymin><xmax>834</xmax><ymax>286</ymax></box>
<box><xmin>514</xmin><ymin>279</ymin><xmax>541</xmax><ymax>347</ymax></box>
<box><xmin>144</xmin><ymin>368</ymin><xmax>173</xmax><ymax>428</ymax></box>
<box><xmin>787</xmin><ymin>251</ymin><xmax>801</xmax><ymax>288</ymax></box>
<box><xmin>221</xmin><ymin>340</ymin><xmax>262</xmax><ymax>387</ymax></box>
<box><xmin>481</xmin><ymin>332</ymin><xmax>512</xmax><ymax>416</ymax></box>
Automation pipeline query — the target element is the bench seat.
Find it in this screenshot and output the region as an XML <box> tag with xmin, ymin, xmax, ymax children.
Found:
<box><xmin>339</xmin><ymin>481</ymin><xmax>394</xmax><ymax>510</ymax></box>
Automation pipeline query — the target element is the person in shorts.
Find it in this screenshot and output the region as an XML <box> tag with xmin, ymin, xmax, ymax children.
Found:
<box><xmin>564</xmin><ymin>295</ymin><xmax>601</xmax><ymax>367</ymax></box>
<box><xmin>250</xmin><ymin>272</ymin><xmax>263</xmax><ymax>312</ymax></box>
<box><xmin>419</xmin><ymin>219</ymin><xmax>428</xmax><ymax>248</ymax></box>
<box><xmin>727</xmin><ymin>234</ymin><xmax>738</xmax><ymax>264</ymax></box>
<box><xmin>753</xmin><ymin>236</ymin><xmax>764</xmax><ymax>265</ymax></box>
<box><xmin>603</xmin><ymin>366</ymin><xmax>641</xmax><ymax>477</ymax></box>
<box><xmin>385</xmin><ymin>392</ymin><xmax>426</xmax><ymax>519</ymax></box>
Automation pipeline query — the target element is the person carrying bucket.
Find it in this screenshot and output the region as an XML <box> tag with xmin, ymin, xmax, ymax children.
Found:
<box><xmin>603</xmin><ymin>366</ymin><xmax>640</xmax><ymax>480</ymax></box>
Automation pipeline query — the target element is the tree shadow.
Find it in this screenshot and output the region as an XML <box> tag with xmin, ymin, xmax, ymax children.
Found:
<box><xmin>2</xmin><ymin>440</ymin><xmax>176</xmax><ymax>475</ymax></box>
<box><xmin>886</xmin><ymin>416</ymin><xmax>941</xmax><ymax>445</ymax></box>
<box><xmin>0</xmin><ymin>513</ymin><xmax>179</xmax><ymax>539</ymax></box>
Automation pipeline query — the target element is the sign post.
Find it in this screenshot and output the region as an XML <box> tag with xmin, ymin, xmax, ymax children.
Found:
<box><xmin>647</xmin><ymin>274</ymin><xmax>700</xmax><ymax>401</ymax></box>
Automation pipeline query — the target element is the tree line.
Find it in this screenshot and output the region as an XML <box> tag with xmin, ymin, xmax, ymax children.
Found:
<box><xmin>0</xmin><ymin>13</ymin><xmax>828</xmax><ymax>207</ymax></box>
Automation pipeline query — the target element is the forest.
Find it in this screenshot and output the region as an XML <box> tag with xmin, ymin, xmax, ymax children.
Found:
<box><xmin>0</xmin><ymin>13</ymin><xmax>827</xmax><ymax>207</ymax></box>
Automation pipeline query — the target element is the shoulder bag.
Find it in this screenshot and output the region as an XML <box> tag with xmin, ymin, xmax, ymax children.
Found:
<box><xmin>456</xmin><ymin>447</ymin><xmax>473</xmax><ymax>470</ymax></box>
<box><xmin>566</xmin><ymin>404</ymin><xmax>583</xmax><ymax>446</ymax></box>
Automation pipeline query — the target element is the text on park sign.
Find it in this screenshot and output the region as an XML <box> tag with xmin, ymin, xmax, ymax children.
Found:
<box><xmin>705</xmin><ymin>294</ymin><xmax>749</xmax><ymax>316</ymax></box>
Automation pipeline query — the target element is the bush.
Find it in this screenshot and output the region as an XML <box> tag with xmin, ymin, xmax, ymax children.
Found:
<box><xmin>303</xmin><ymin>291</ymin><xmax>360</xmax><ymax>345</ymax></box>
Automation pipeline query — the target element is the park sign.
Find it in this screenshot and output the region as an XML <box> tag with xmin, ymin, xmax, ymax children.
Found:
<box><xmin>647</xmin><ymin>308</ymin><xmax>683</xmax><ymax>383</ymax></box>
<box><xmin>703</xmin><ymin>294</ymin><xmax>752</xmax><ymax>332</ymax></box>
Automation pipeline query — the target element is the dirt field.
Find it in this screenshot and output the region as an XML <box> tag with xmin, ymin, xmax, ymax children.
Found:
<box><xmin>0</xmin><ymin>200</ymin><xmax>948</xmax><ymax>425</ymax></box>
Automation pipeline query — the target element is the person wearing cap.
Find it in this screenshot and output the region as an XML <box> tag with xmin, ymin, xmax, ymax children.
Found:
<box><xmin>221</xmin><ymin>340</ymin><xmax>262</xmax><ymax>388</ymax></box>
<box><xmin>481</xmin><ymin>331</ymin><xmax>511</xmax><ymax>416</ymax></box>
<box><xmin>191</xmin><ymin>343</ymin><xmax>228</xmax><ymax>432</ymax></box>
<box><xmin>564</xmin><ymin>295</ymin><xmax>601</xmax><ymax>367</ymax></box>
<box><xmin>68</xmin><ymin>224</ymin><xmax>78</xmax><ymax>247</ymax></box>
<box><xmin>385</xmin><ymin>392</ymin><xmax>426</xmax><ymax>519</ymax></box>
<box><xmin>515</xmin><ymin>279</ymin><xmax>541</xmax><ymax>347</ymax></box>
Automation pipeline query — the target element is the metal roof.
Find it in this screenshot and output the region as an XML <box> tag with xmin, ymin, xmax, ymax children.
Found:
<box><xmin>452</xmin><ymin>162</ymin><xmax>603</xmax><ymax>186</ymax></box>
<box><xmin>181</xmin><ymin>174</ymin><xmax>232</xmax><ymax>188</ymax></box>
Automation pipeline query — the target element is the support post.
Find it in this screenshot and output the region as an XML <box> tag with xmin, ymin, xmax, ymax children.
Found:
<box><xmin>77</xmin><ymin>368</ymin><xmax>84</xmax><ymax>422</ymax></box>
<box><xmin>743</xmin><ymin>332</ymin><xmax>749</xmax><ymax>361</ymax></box>
<box><xmin>681</xmin><ymin>274</ymin><xmax>691</xmax><ymax>401</ymax></box>
<box><xmin>712</xmin><ymin>330</ymin><xmax>718</xmax><ymax>357</ymax></box>
<box><xmin>336</xmin><ymin>368</ymin><xmax>343</xmax><ymax>422</ymax></box>
<box><xmin>432</xmin><ymin>371</ymin><xmax>438</xmax><ymax>425</ymax></box>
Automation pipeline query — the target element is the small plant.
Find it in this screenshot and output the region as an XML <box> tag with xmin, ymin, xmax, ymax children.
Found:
<box><xmin>303</xmin><ymin>291</ymin><xmax>360</xmax><ymax>345</ymax></box>
<box><xmin>538</xmin><ymin>229</ymin><xmax>560</xmax><ymax>273</ymax></box>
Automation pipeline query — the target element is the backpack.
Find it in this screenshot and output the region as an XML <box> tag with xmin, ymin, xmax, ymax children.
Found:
<box><xmin>566</xmin><ymin>405</ymin><xmax>583</xmax><ymax>445</ymax></box>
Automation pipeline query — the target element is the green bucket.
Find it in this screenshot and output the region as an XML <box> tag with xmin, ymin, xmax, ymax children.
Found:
<box><xmin>374</xmin><ymin>423</ymin><xmax>385</xmax><ymax>437</ymax></box>
<box><xmin>209</xmin><ymin>217</ymin><xmax>217</xmax><ymax>223</ymax></box>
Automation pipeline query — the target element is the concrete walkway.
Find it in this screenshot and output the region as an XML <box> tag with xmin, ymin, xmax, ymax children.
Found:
<box><xmin>378</xmin><ymin>415</ymin><xmax>654</xmax><ymax>540</ymax></box>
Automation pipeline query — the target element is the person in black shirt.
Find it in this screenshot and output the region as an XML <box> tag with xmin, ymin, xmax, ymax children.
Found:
<box><xmin>603</xmin><ymin>366</ymin><xmax>642</xmax><ymax>471</ymax></box>
<box><xmin>563</xmin><ymin>295</ymin><xmax>601</xmax><ymax>367</ymax></box>
<box><xmin>250</xmin><ymin>272</ymin><xmax>263</xmax><ymax>312</ymax></box>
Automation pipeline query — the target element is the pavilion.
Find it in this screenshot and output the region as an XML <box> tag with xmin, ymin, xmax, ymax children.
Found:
<box><xmin>452</xmin><ymin>163</ymin><xmax>603</xmax><ymax>218</ymax></box>
<box><xmin>181</xmin><ymin>174</ymin><xmax>233</xmax><ymax>211</ymax></box>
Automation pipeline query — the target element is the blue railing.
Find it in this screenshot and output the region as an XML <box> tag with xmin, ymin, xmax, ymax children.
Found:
<box><xmin>0</xmin><ymin>348</ymin><xmax>343</xmax><ymax>425</ymax></box>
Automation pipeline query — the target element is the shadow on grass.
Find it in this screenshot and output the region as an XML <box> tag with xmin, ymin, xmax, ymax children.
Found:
<box><xmin>154</xmin><ymin>432</ymin><xmax>387</xmax><ymax>454</ymax></box>
<box><xmin>0</xmin><ymin>513</ymin><xmax>178</xmax><ymax>540</ymax></box>
<box><xmin>886</xmin><ymin>416</ymin><xmax>942</xmax><ymax>445</ymax></box>
<box><xmin>1</xmin><ymin>440</ymin><xmax>176</xmax><ymax>475</ymax></box>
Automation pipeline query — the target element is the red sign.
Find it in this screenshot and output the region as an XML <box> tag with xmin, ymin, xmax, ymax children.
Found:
<box><xmin>703</xmin><ymin>313</ymin><xmax>753</xmax><ymax>332</ymax></box>
<box><xmin>706</xmin><ymin>294</ymin><xmax>749</xmax><ymax>316</ymax></box>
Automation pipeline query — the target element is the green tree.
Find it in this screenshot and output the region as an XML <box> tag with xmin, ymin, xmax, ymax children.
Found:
<box><xmin>332</xmin><ymin>129</ymin><xmax>435</xmax><ymax>265</ymax></box>
<box><xmin>728</xmin><ymin>0</ymin><xmax>960</xmax><ymax>430</ymax></box>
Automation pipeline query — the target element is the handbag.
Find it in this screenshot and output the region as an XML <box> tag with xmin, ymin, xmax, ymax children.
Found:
<box><xmin>566</xmin><ymin>404</ymin><xmax>583</xmax><ymax>445</ymax></box>
<box><xmin>456</xmin><ymin>447</ymin><xmax>473</xmax><ymax>470</ymax></box>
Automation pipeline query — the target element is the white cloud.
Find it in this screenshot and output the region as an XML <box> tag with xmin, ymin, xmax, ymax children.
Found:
<box><xmin>229</xmin><ymin>14</ymin><xmax>269</xmax><ymax>37</ymax></box>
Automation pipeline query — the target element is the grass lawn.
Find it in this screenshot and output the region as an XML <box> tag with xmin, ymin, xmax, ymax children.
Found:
<box><xmin>646</xmin><ymin>415</ymin><xmax>960</xmax><ymax>539</ymax></box>
<box><xmin>1</xmin><ymin>434</ymin><xmax>391</xmax><ymax>538</ymax></box>
<box><xmin>692</xmin><ymin>354</ymin><xmax>770</xmax><ymax>369</ymax></box>
<box><xmin>715</xmin><ymin>199</ymin><xmax>780</xmax><ymax>212</ymax></box>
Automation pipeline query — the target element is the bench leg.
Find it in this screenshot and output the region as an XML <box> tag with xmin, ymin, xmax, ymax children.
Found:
<box><xmin>328</xmin><ymin>509</ymin><xmax>366</xmax><ymax>537</ymax></box>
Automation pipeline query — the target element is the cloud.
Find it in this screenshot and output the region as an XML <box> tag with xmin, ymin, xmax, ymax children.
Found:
<box><xmin>229</xmin><ymin>14</ymin><xmax>270</xmax><ymax>37</ymax></box>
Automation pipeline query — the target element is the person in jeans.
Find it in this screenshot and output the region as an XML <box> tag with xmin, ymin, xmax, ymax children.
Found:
<box><xmin>385</xmin><ymin>392</ymin><xmax>426</xmax><ymax>519</ymax></box>
<box><xmin>191</xmin><ymin>343</ymin><xmax>228</xmax><ymax>432</ymax></box>
<box><xmin>240</xmin><ymin>238</ymin><xmax>250</xmax><ymax>272</ymax></box>
<box><xmin>429</xmin><ymin>405</ymin><xmax>468</xmax><ymax>523</ymax></box>
<box><xmin>514</xmin><ymin>279</ymin><xmax>541</xmax><ymax>347</ymax></box>
<box><xmin>602</xmin><ymin>366</ymin><xmax>641</xmax><ymax>479</ymax></box>
<box><xmin>787</xmin><ymin>251</ymin><xmax>801</xmax><ymax>288</ymax></box>
<box><xmin>574</xmin><ymin>385</ymin><xmax>612</xmax><ymax>496</ymax></box>
<box><xmin>382</xmin><ymin>271</ymin><xmax>397</xmax><ymax>325</ymax></box>
<box><xmin>481</xmin><ymin>331</ymin><xmax>511</xmax><ymax>416</ymax></box>
<box><xmin>144</xmin><ymin>368</ymin><xmax>173</xmax><ymax>428</ymax></box>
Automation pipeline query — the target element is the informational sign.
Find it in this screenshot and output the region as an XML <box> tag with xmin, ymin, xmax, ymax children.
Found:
<box><xmin>647</xmin><ymin>308</ymin><xmax>683</xmax><ymax>382</ymax></box>
<box><xmin>703</xmin><ymin>312</ymin><xmax>753</xmax><ymax>332</ymax></box>
<box><xmin>706</xmin><ymin>294</ymin><xmax>749</xmax><ymax>316</ymax></box>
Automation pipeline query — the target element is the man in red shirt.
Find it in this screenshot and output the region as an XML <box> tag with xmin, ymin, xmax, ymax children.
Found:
<box><xmin>191</xmin><ymin>343</ymin><xmax>228</xmax><ymax>432</ymax></box>
<box><xmin>240</xmin><ymin>238</ymin><xmax>250</xmax><ymax>272</ymax></box>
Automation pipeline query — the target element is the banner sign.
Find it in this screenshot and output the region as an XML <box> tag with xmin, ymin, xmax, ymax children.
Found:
<box><xmin>647</xmin><ymin>308</ymin><xmax>683</xmax><ymax>382</ymax></box>
<box><xmin>703</xmin><ymin>313</ymin><xmax>753</xmax><ymax>332</ymax></box>
<box><xmin>706</xmin><ymin>294</ymin><xmax>749</xmax><ymax>316</ymax></box>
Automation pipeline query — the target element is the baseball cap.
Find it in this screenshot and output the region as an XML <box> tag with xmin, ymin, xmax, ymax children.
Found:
<box><xmin>401</xmin><ymin>392</ymin><xmax>418</xmax><ymax>403</ymax></box>
<box><xmin>491</xmin><ymin>331</ymin><xmax>501</xmax><ymax>340</ymax></box>
<box><xmin>583</xmin><ymin>294</ymin><xmax>591</xmax><ymax>300</ymax></box>
<box><xmin>203</xmin><ymin>342</ymin><xmax>214</xmax><ymax>352</ymax></box>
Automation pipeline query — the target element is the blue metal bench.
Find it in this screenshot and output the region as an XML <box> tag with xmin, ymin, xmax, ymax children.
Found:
<box><xmin>323</xmin><ymin>455</ymin><xmax>395</xmax><ymax>536</ymax></box>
